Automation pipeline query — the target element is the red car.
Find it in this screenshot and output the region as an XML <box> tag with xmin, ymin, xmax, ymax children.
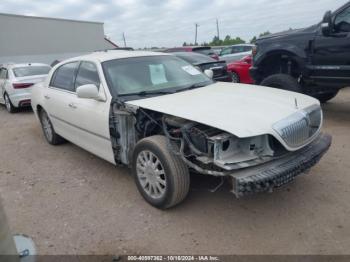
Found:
<box><xmin>164</xmin><ymin>46</ymin><xmax>219</xmax><ymax>60</ymax></box>
<box><xmin>227</xmin><ymin>55</ymin><xmax>253</xmax><ymax>84</ymax></box>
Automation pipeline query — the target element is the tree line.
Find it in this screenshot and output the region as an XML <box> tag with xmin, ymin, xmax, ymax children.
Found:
<box><xmin>183</xmin><ymin>31</ymin><xmax>271</xmax><ymax>46</ymax></box>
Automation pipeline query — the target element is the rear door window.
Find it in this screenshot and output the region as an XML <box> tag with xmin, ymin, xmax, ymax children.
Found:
<box><xmin>50</xmin><ymin>62</ymin><xmax>80</xmax><ymax>92</ymax></box>
<box><xmin>75</xmin><ymin>62</ymin><xmax>100</xmax><ymax>88</ymax></box>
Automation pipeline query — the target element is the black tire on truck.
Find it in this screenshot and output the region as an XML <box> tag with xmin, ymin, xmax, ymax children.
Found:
<box><xmin>260</xmin><ymin>74</ymin><xmax>302</xmax><ymax>93</ymax></box>
<box><xmin>132</xmin><ymin>135</ymin><xmax>190</xmax><ymax>209</ymax></box>
<box><xmin>313</xmin><ymin>90</ymin><xmax>339</xmax><ymax>103</ymax></box>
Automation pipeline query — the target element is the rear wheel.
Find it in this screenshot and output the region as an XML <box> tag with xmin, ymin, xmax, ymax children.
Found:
<box><xmin>260</xmin><ymin>74</ymin><xmax>302</xmax><ymax>93</ymax></box>
<box><xmin>39</xmin><ymin>109</ymin><xmax>65</xmax><ymax>145</ymax></box>
<box><xmin>4</xmin><ymin>93</ymin><xmax>16</xmax><ymax>113</ymax></box>
<box><xmin>312</xmin><ymin>91</ymin><xmax>339</xmax><ymax>103</ymax></box>
<box><xmin>132</xmin><ymin>135</ymin><xmax>190</xmax><ymax>209</ymax></box>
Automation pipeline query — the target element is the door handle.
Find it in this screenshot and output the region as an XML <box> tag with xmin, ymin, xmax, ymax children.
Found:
<box><xmin>44</xmin><ymin>95</ymin><xmax>50</xmax><ymax>99</ymax></box>
<box><xmin>68</xmin><ymin>103</ymin><xmax>77</xmax><ymax>109</ymax></box>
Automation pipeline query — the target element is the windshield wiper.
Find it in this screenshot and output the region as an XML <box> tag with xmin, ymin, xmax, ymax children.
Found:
<box><xmin>176</xmin><ymin>83</ymin><xmax>208</xmax><ymax>92</ymax></box>
<box><xmin>118</xmin><ymin>90</ymin><xmax>174</xmax><ymax>97</ymax></box>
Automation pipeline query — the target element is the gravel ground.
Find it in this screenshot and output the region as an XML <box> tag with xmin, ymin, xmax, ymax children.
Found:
<box><xmin>0</xmin><ymin>88</ymin><xmax>349</xmax><ymax>255</ymax></box>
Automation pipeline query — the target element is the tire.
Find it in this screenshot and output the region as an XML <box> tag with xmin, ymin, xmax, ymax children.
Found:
<box><xmin>231</xmin><ymin>72</ymin><xmax>240</xmax><ymax>83</ymax></box>
<box><xmin>4</xmin><ymin>93</ymin><xmax>17</xmax><ymax>113</ymax></box>
<box><xmin>312</xmin><ymin>91</ymin><xmax>339</xmax><ymax>103</ymax></box>
<box><xmin>132</xmin><ymin>135</ymin><xmax>190</xmax><ymax>209</ymax></box>
<box><xmin>260</xmin><ymin>74</ymin><xmax>302</xmax><ymax>93</ymax></box>
<box><xmin>39</xmin><ymin>109</ymin><xmax>65</xmax><ymax>145</ymax></box>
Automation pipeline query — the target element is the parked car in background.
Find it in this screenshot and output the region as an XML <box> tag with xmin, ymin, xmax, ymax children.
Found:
<box><xmin>0</xmin><ymin>63</ymin><xmax>51</xmax><ymax>113</ymax></box>
<box><xmin>219</xmin><ymin>44</ymin><xmax>254</xmax><ymax>63</ymax></box>
<box><xmin>164</xmin><ymin>46</ymin><xmax>219</xmax><ymax>60</ymax></box>
<box><xmin>172</xmin><ymin>52</ymin><xmax>232</xmax><ymax>82</ymax></box>
<box><xmin>212</xmin><ymin>47</ymin><xmax>223</xmax><ymax>55</ymax></box>
<box><xmin>227</xmin><ymin>55</ymin><xmax>254</xmax><ymax>84</ymax></box>
<box><xmin>250</xmin><ymin>1</ymin><xmax>350</xmax><ymax>103</ymax></box>
<box><xmin>31</xmin><ymin>50</ymin><xmax>331</xmax><ymax>209</ymax></box>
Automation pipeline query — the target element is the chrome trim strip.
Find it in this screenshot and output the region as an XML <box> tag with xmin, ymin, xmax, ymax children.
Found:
<box><xmin>50</xmin><ymin>114</ymin><xmax>110</xmax><ymax>141</ymax></box>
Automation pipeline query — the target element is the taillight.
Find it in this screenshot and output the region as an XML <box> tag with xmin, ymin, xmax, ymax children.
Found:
<box><xmin>12</xmin><ymin>83</ymin><xmax>34</xmax><ymax>89</ymax></box>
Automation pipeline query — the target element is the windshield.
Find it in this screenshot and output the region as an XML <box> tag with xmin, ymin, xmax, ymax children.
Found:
<box><xmin>102</xmin><ymin>55</ymin><xmax>212</xmax><ymax>96</ymax></box>
<box><xmin>13</xmin><ymin>66</ymin><xmax>51</xmax><ymax>77</ymax></box>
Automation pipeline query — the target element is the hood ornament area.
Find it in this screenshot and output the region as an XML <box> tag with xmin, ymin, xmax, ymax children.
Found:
<box><xmin>294</xmin><ymin>98</ymin><xmax>299</xmax><ymax>109</ymax></box>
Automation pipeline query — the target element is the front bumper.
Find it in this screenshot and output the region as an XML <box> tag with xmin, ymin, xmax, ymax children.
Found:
<box><xmin>249</xmin><ymin>66</ymin><xmax>261</xmax><ymax>83</ymax></box>
<box><xmin>230</xmin><ymin>133</ymin><xmax>332</xmax><ymax>197</ymax></box>
<box><xmin>214</xmin><ymin>74</ymin><xmax>232</xmax><ymax>82</ymax></box>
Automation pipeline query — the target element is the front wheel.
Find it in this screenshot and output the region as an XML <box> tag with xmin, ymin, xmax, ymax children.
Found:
<box><xmin>39</xmin><ymin>109</ymin><xmax>65</xmax><ymax>145</ymax></box>
<box><xmin>260</xmin><ymin>74</ymin><xmax>302</xmax><ymax>93</ymax></box>
<box><xmin>312</xmin><ymin>91</ymin><xmax>339</xmax><ymax>103</ymax></box>
<box><xmin>4</xmin><ymin>93</ymin><xmax>16</xmax><ymax>113</ymax></box>
<box><xmin>231</xmin><ymin>72</ymin><xmax>240</xmax><ymax>83</ymax></box>
<box><xmin>132</xmin><ymin>136</ymin><xmax>190</xmax><ymax>209</ymax></box>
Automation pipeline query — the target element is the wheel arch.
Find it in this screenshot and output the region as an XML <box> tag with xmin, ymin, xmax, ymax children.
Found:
<box><xmin>256</xmin><ymin>49</ymin><xmax>306</xmax><ymax>81</ymax></box>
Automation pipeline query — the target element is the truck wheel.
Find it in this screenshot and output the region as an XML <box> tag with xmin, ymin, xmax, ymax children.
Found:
<box><xmin>132</xmin><ymin>135</ymin><xmax>190</xmax><ymax>209</ymax></box>
<box><xmin>4</xmin><ymin>93</ymin><xmax>17</xmax><ymax>113</ymax></box>
<box><xmin>313</xmin><ymin>91</ymin><xmax>339</xmax><ymax>103</ymax></box>
<box><xmin>39</xmin><ymin>109</ymin><xmax>65</xmax><ymax>145</ymax></box>
<box><xmin>260</xmin><ymin>74</ymin><xmax>302</xmax><ymax>93</ymax></box>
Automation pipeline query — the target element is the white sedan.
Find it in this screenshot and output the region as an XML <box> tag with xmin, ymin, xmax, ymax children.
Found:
<box><xmin>31</xmin><ymin>51</ymin><xmax>331</xmax><ymax>209</ymax></box>
<box><xmin>0</xmin><ymin>63</ymin><xmax>51</xmax><ymax>113</ymax></box>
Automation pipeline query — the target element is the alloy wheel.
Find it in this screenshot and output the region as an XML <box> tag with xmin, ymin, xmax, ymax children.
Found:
<box><xmin>41</xmin><ymin>112</ymin><xmax>53</xmax><ymax>142</ymax></box>
<box><xmin>136</xmin><ymin>150</ymin><xmax>167</xmax><ymax>199</ymax></box>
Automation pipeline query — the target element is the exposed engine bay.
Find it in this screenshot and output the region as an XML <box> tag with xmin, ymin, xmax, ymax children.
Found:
<box><xmin>109</xmin><ymin>101</ymin><xmax>288</xmax><ymax>176</ymax></box>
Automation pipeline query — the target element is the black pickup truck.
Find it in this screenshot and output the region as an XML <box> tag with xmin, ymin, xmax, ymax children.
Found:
<box><xmin>250</xmin><ymin>1</ymin><xmax>350</xmax><ymax>102</ymax></box>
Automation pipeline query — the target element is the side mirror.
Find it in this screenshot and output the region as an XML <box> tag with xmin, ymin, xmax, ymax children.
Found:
<box><xmin>321</xmin><ymin>10</ymin><xmax>333</xmax><ymax>36</ymax></box>
<box><xmin>76</xmin><ymin>84</ymin><xmax>100</xmax><ymax>100</ymax></box>
<box><xmin>204</xmin><ymin>69</ymin><xmax>214</xmax><ymax>79</ymax></box>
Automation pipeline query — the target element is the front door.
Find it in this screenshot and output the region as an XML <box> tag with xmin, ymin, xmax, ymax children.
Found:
<box><xmin>67</xmin><ymin>61</ymin><xmax>114</xmax><ymax>163</ymax></box>
<box><xmin>312</xmin><ymin>4</ymin><xmax>350</xmax><ymax>85</ymax></box>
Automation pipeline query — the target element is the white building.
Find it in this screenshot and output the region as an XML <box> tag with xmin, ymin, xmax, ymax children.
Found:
<box><xmin>0</xmin><ymin>13</ymin><xmax>118</xmax><ymax>65</ymax></box>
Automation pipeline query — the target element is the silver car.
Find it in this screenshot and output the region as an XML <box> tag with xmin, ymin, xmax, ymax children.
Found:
<box><xmin>219</xmin><ymin>44</ymin><xmax>254</xmax><ymax>63</ymax></box>
<box><xmin>0</xmin><ymin>63</ymin><xmax>51</xmax><ymax>113</ymax></box>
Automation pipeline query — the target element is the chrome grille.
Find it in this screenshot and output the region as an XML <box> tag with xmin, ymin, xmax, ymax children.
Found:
<box><xmin>273</xmin><ymin>105</ymin><xmax>322</xmax><ymax>148</ymax></box>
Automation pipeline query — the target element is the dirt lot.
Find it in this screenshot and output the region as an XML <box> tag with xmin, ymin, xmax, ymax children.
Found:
<box><xmin>0</xmin><ymin>88</ymin><xmax>349</xmax><ymax>255</ymax></box>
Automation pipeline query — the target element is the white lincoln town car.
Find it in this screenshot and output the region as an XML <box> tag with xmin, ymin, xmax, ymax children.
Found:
<box><xmin>31</xmin><ymin>51</ymin><xmax>331</xmax><ymax>209</ymax></box>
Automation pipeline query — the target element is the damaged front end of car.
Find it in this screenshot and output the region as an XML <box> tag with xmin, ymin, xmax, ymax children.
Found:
<box><xmin>109</xmin><ymin>101</ymin><xmax>331</xmax><ymax>198</ymax></box>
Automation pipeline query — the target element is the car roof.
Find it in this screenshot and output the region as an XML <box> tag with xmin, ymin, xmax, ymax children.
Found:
<box><xmin>172</xmin><ymin>52</ymin><xmax>216</xmax><ymax>64</ymax></box>
<box><xmin>63</xmin><ymin>50</ymin><xmax>171</xmax><ymax>63</ymax></box>
<box><xmin>5</xmin><ymin>63</ymin><xmax>50</xmax><ymax>69</ymax></box>
<box><xmin>230</xmin><ymin>44</ymin><xmax>254</xmax><ymax>47</ymax></box>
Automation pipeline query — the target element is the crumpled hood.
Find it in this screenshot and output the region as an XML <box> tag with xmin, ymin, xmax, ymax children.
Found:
<box><xmin>126</xmin><ymin>82</ymin><xmax>319</xmax><ymax>140</ymax></box>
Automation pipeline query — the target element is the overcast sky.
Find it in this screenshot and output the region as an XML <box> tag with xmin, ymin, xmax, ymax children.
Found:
<box><xmin>0</xmin><ymin>0</ymin><xmax>348</xmax><ymax>48</ymax></box>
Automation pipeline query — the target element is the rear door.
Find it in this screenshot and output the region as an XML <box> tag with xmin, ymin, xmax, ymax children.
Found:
<box><xmin>312</xmin><ymin>5</ymin><xmax>350</xmax><ymax>85</ymax></box>
<box><xmin>44</xmin><ymin>61</ymin><xmax>80</xmax><ymax>141</ymax></box>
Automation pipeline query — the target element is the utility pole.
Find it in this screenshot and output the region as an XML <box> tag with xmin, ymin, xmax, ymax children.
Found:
<box><xmin>216</xmin><ymin>18</ymin><xmax>220</xmax><ymax>39</ymax></box>
<box><xmin>122</xmin><ymin>32</ymin><xmax>127</xmax><ymax>47</ymax></box>
<box><xmin>194</xmin><ymin>23</ymin><xmax>199</xmax><ymax>45</ymax></box>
